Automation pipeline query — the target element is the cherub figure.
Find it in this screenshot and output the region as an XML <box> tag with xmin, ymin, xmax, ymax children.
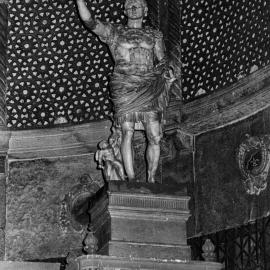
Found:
<box><xmin>95</xmin><ymin>137</ymin><xmax>125</xmax><ymax>181</ymax></box>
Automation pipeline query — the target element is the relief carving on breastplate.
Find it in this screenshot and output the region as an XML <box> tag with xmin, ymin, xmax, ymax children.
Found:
<box><xmin>130</xmin><ymin>47</ymin><xmax>153</xmax><ymax>66</ymax></box>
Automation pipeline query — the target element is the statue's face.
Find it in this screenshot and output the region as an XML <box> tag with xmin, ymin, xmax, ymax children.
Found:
<box><xmin>124</xmin><ymin>0</ymin><xmax>147</xmax><ymax>20</ymax></box>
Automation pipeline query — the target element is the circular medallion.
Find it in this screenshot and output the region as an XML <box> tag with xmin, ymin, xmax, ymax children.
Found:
<box><xmin>237</xmin><ymin>135</ymin><xmax>270</xmax><ymax>195</ymax></box>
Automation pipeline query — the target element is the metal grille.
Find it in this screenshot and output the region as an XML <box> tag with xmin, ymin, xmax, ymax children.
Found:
<box><xmin>181</xmin><ymin>0</ymin><xmax>270</xmax><ymax>101</ymax></box>
<box><xmin>188</xmin><ymin>216</ymin><xmax>270</xmax><ymax>270</ymax></box>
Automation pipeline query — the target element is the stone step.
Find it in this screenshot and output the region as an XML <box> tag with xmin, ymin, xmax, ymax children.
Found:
<box><xmin>76</xmin><ymin>255</ymin><xmax>223</xmax><ymax>270</ymax></box>
<box><xmin>100</xmin><ymin>241</ymin><xmax>191</xmax><ymax>261</ymax></box>
<box><xmin>0</xmin><ymin>262</ymin><xmax>60</xmax><ymax>270</ymax></box>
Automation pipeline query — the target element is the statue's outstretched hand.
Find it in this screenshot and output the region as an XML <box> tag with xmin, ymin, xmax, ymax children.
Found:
<box><xmin>76</xmin><ymin>0</ymin><xmax>84</xmax><ymax>5</ymax></box>
<box><xmin>76</xmin><ymin>0</ymin><xmax>92</xmax><ymax>22</ymax></box>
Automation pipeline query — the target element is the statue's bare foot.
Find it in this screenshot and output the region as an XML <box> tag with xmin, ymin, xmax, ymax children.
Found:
<box><xmin>147</xmin><ymin>176</ymin><xmax>155</xmax><ymax>184</ymax></box>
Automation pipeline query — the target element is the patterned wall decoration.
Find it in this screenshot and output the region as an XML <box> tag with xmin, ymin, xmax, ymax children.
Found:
<box><xmin>0</xmin><ymin>3</ymin><xmax>7</xmax><ymax>126</ymax></box>
<box><xmin>7</xmin><ymin>0</ymin><xmax>125</xmax><ymax>129</ymax></box>
<box><xmin>181</xmin><ymin>0</ymin><xmax>270</xmax><ymax>101</ymax></box>
<box><xmin>6</xmin><ymin>0</ymin><xmax>270</xmax><ymax>129</ymax></box>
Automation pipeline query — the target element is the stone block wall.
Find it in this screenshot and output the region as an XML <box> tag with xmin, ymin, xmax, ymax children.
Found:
<box><xmin>5</xmin><ymin>155</ymin><xmax>103</xmax><ymax>261</ymax></box>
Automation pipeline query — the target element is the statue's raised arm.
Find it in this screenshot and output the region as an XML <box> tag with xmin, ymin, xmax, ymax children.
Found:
<box><xmin>76</xmin><ymin>0</ymin><xmax>112</xmax><ymax>42</ymax></box>
<box><xmin>154</xmin><ymin>31</ymin><xmax>166</xmax><ymax>64</ymax></box>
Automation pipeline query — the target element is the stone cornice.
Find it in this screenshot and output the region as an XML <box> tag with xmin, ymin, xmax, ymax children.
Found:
<box><xmin>7</xmin><ymin>121</ymin><xmax>111</xmax><ymax>160</ymax></box>
<box><xmin>108</xmin><ymin>192</ymin><xmax>190</xmax><ymax>211</ymax></box>
<box><xmin>180</xmin><ymin>65</ymin><xmax>270</xmax><ymax>136</ymax></box>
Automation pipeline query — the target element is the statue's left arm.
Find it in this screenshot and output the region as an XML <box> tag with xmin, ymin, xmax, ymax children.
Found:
<box><xmin>154</xmin><ymin>32</ymin><xmax>176</xmax><ymax>84</ymax></box>
<box><xmin>154</xmin><ymin>32</ymin><xmax>167</xmax><ymax>66</ymax></box>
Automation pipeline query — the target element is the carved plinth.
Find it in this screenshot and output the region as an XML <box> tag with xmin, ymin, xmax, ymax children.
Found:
<box><xmin>75</xmin><ymin>255</ymin><xmax>223</xmax><ymax>270</ymax></box>
<box><xmin>89</xmin><ymin>182</ymin><xmax>191</xmax><ymax>261</ymax></box>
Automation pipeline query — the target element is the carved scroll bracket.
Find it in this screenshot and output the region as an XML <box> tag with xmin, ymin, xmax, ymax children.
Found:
<box><xmin>59</xmin><ymin>174</ymin><xmax>103</xmax><ymax>233</ymax></box>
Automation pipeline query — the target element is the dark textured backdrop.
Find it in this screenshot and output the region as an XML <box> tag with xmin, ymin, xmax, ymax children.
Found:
<box><xmin>193</xmin><ymin>107</ymin><xmax>270</xmax><ymax>235</ymax></box>
<box><xmin>0</xmin><ymin>3</ymin><xmax>7</xmax><ymax>126</ymax></box>
<box><xmin>6</xmin><ymin>0</ymin><xmax>270</xmax><ymax>129</ymax></box>
<box><xmin>7</xmin><ymin>0</ymin><xmax>126</xmax><ymax>129</ymax></box>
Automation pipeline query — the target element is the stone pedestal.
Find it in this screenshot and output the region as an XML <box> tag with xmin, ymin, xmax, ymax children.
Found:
<box><xmin>89</xmin><ymin>182</ymin><xmax>191</xmax><ymax>261</ymax></box>
<box><xmin>83</xmin><ymin>182</ymin><xmax>223</xmax><ymax>270</ymax></box>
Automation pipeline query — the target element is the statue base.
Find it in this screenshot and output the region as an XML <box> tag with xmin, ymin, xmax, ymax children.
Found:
<box><xmin>84</xmin><ymin>182</ymin><xmax>223</xmax><ymax>270</ymax></box>
<box><xmin>89</xmin><ymin>181</ymin><xmax>191</xmax><ymax>261</ymax></box>
<box><xmin>75</xmin><ymin>255</ymin><xmax>223</xmax><ymax>270</ymax></box>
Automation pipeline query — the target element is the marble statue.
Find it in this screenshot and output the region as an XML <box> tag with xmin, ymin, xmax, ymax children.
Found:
<box><xmin>76</xmin><ymin>0</ymin><xmax>180</xmax><ymax>183</ymax></box>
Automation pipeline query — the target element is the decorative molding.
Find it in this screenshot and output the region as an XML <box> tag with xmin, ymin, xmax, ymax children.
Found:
<box><xmin>59</xmin><ymin>174</ymin><xmax>103</xmax><ymax>233</ymax></box>
<box><xmin>237</xmin><ymin>135</ymin><xmax>270</xmax><ymax>195</ymax></box>
<box><xmin>0</xmin><ymin>129</ymin><xmax>10</xmax><ymax>154</ymax></box>
<box><xmin>181</xmin><ymin>65</ymin><xmax>270</xmax><ymax>135</ymax></box>
<box><xmin>76</xmin><ymin>254</ymin><xmax>223</xmax><ymax>270</ymax></box>
<box><xmin>8</xmin><ymin>121</ymin><xmax>111</xmax><ymax>160</ymax></box>
<box><xmin>104</xmin><ymin>240</ymin><xmax>191</xmax><ymax>261</ymax></box>
<box><xmin>108</xmin><ymin>208</ymin><xmax>190</xmax><ymax>222</ymax></box>
<box><xmin>90</xmin><ymin>190</ymin><xmax>190</xmax><ymax>227</ymax></box>
<box><xmin>108</xmin><ymin>193</ymin><xmax>190</xmax><ymax>211</ymax></box>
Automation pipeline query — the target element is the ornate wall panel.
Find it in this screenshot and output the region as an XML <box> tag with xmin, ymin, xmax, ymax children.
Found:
<box><xmin>181</xmin><ymin>0</ymin><xmax>270</xmax><ymax>101</ymax></box>
<box><xmin>7</xmin><ymin>0</ymin><xmax>125</xmax><ymax>129</ymax></box>
<box><xmin>167</xmin><ymin>0</ymin><xmax>181</xmax><ymax>53</ymax></box>
<box><xmin>193</xmin><ymin>107</ymin><xmax>270</xmax><ymax>236</ymax></box>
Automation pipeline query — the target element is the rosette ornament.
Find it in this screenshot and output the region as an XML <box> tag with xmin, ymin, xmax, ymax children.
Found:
<box><xmin>237</xmin><ymin>135</ymin><xmax>270</xmax><ymax>195</ymax></box>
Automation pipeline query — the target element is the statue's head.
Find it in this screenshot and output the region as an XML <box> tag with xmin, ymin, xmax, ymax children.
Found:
<box><xmin>124</xmin><ymin>0</ymin><xmax>148</xmax><ymax>19</ymax></box>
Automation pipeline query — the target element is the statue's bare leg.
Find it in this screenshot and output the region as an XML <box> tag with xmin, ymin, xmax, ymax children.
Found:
<box><xmin>121</xmin><ymin>121</ymin><xmax>135</xmax><ymax>180</ymax></box>
<box><xmin>144</xmin><ymin>120</ymin><xmax>161</xmax><ymax>183</ymax></box>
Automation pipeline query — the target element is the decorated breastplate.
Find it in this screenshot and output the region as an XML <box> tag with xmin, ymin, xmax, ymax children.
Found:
<box><xmin>113</xmin><ymin>28</ymin><xmax>155</xmax><ymax>72</ymax></box>
<box><xmin>129</xmin><ymin>47</ymin><xmax>152</xmax><ymax>66</ymax></box>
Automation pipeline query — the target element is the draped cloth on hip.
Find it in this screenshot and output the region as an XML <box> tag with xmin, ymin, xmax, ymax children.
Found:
<box><xmin>110</xmin><ymin>65</ymin><xmax>170</xmax><ymax>125</ymax></box>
